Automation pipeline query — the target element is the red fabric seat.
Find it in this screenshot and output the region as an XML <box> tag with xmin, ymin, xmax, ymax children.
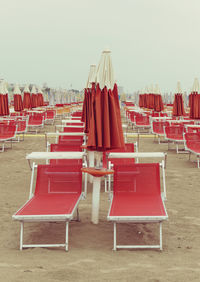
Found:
<box><xmin>58</xmin><ymin>135</ymin><xmax>83</xmax><ymax>145</ymax></box>
<box><xmin>165</xmin><ymin>125</ymin><xmax>184</xmax><ymax>141</ymax></box>
<box><xmin>107</xmin><ymin>163</ymin><xmax>167</xmax><ymax>250</ymax></box>
<box><xmin>0</xmin><ymin>124</ymin><xmax>17</xmax><ymax>140</ymax></box>
<box><xmin>13</xmin><ymin>164</ymin><xmax>83</xmax><ymax>251</ymax></box>
<box><xmin>50</xmin><ymin>144</ymin><xmax>82</xmax><ymax>165</ymax></box>
<box><xmin>63</xmin><ymin>127</ymin><xmax>83</xmax><ymax>132</ymax></box>
<box><xmin>109</xmin><ymin>163</ymin><xmax>166</xmax><ymax>217</ymax></box>
<box><xmin>152</xmin><ymin>121</ymin><xmax>169</xmax><ymax>135</ymax></box>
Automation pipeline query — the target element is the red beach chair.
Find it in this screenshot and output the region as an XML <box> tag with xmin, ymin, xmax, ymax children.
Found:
<box><xmin>12</xmin><ymin>164</ymin><xmax>83</xmax><ymax>251</ymax></box>
<box><xmin>0</xmin><ymin>123</ymin><xmax>17</xmax><ymax>152</ymax></box>
<box><xmin>164</xmin><ymin>125</ymin><xmax>185</xmax><ymax>153</ymax></box>
<box><xmin>28</xmin><ymin>113</ymin><xmax>44</xmax><ymax>133</ymax></box>
<box><xmin>184</xmin><ymin>132</ymin><xmax>200</xmax><ymax>168</ymax></box>
<box><xmin>45</xmin><ymin>110</ymin><xmax>56</xmax><ymax>125</ymax></box>
<box><xmin>151</xmin><ymin>120</ymin><xmax>170</xmax><ymax>143</ymax></box>
<box><xmin>107</xmin><ymin>159</ymin><xmax>168</xmax><ymax>251</ymax></box>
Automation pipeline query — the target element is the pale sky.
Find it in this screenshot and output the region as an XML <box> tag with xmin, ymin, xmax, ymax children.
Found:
<box><xmin>0</xmin><ymin>0</ymin><xmax>200</xmax><ymax>93</ymax></box>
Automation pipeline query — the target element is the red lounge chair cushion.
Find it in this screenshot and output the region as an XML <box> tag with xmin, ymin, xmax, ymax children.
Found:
<box><xmin>16</xmin><ymin>194</ymin><xmax>80</xmax><ymax>216</ymax></box>
<box><xmin>109</xmin><ymin>193</ymin><xmax>166</xmax><ymax>217</ymax></box>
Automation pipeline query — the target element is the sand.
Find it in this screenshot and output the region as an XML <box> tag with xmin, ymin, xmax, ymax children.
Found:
<box><xmin>0</xmin><ymin>122</ymin><xmax>200</xmax><ymax>282</ymax></box>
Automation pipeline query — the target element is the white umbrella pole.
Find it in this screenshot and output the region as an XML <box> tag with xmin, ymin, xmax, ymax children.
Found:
<box><xmin>91</xmin><ymin>176</ymin><xmax>101</xmax><ymax>224</ymax></box>
<box><xmin>88</xmin><ymin>151</ymin><xmax>94</xmax><ymax>183</ymax></box>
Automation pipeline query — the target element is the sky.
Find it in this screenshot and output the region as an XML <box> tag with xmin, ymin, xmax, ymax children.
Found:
<box><xmin>0</xmin><ymin>0</ymin><xmax>200</xmax><ymax>93</ymax></box>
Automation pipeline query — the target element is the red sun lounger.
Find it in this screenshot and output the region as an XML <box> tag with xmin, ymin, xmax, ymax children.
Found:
<box><xmin>0</xmin><ymin>123</ymin><xmax>17</xmax><ymax>152</ymax></box>
<box><xmin>184</xmin><ymin>132</ymin><xmax>200</xmax><ymax>168</ymax></box>
<box><xmin>12</xmin><ymin>164</ymin><xmax>83</xmax><ymax>251</ymax></box>
<box><xmin>107</xmin><ymin>154</ymin><xmax>167</xmax><ymax>251</ymax></box>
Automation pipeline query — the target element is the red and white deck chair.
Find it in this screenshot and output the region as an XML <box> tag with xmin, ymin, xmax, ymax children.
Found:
<box><xmin>45</xmin><ymin>132</ymin><xmax>85</xmax><ymax>149</ymax></box>
<box><xmin>48</xmin><ymin>143</ymin><xmax>88</xmax><ymax>196</ymax></box>
<box><xmin>45</xmin><ymin>109</ymin><xmax>56</xmax><ymax>125</ymax></box>
<box><xmin>55</xmin><ymin>124</ymin><xmax>84</xmax><ymax>132</ymax></box>
<box><xmin>184</xmin><ymin>132</ymin><xmax>200</xmax><ymax>168</ymax></box>
<box><xmin>0</xmin><ymin>123</ymin><xmax>17</xmax><ymax>152</ymax></box>
<box><xmin>107</xmin><ymin>152</ymin><xmax>168</xmax><ymax>251</ymax></box>
<box><xmin>151</xmin><ymin>118</ymin><xmax>170</xmax><ymax>144</ymax></box>
<box><xmin>12</xmin><ymin>152</ymin><xmax>85</xmax><ymax>251</ymax></box>
<box><xmin>103</xmin><ymin>142</ymin><xmax>138</xmax><ymax>192</ymax></box>
<box><xmin>28</xmin><ymin>113</ymin><xmax>45</xmax><ymax>134</ymax></box>
<box><xmin>164</xmin><ymin>124</ymin><xmax>185</xmax><ymax>153</ymax></box>
<box><xmin>14</xmin><ymin>117</ymin><xmax>28</xmax><ymax>141</ymax></box>
<box><xmin>135</xmin><ymin>114</ymin><xmax>151</xmax><ymax>133</ymax></box>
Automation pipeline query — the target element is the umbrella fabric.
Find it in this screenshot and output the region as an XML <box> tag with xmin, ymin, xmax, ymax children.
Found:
<box><xmin>31</xmin><ymin>94</ymin><xmax>38</xmax><ymax>108</ymax></box>
<box><xmin>172</xmin><ymin>94</ymin><xmax>185</xmax><ymax>116</ymax></box>
<box><xmin>37</xmin><ymin>93</ymin><xmax>44</xmax><ymax>106</ymax></box>
<box><xmin>87</xmin><ymin>83</ymin><xmax>124</xmax><ymax>151</ymax></box>
<box><xmin>81</xmin><ymin>88</ymin><xmax>91</xmax><ymax>133</ymax></box>
<box><xmin>23</xmin><ymin>92</ymin><xmax>32</xmax><ymax>109</ymax></box>
<box><xmin>189</xmin><ymin>92</ymin><xmax>199</xmax><ymax>119</ymax></box>
<box><xmin>14</xmin><ymin>94</ymin><xmax>24</xmax><ymax>111</ymax></box>
<box><xmin>0</xmin><ymin>94</ymin><xmax>9</xmax><ymax>116</ymax></box>
<box><xmin>154</xmin><ymin>95</ymin><xmax>164</xmax><ymax>112</ymax></box>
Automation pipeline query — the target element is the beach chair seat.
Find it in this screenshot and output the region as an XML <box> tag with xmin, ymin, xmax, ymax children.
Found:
<box><xmin>28</xmin><ymin>113</ymin><xmax>44</xmax><ymax>133</ymax></box>
<box><xmin>58</xmin><ymin>135</ymin><xmax>83</xmax><ymax>145</ymax></box>
<box><xmin>12</xmin><ymin>164</ymin><xmax>83</xmax><ymax>251</ymax></box>
<box><xmin>107</xmin><ymin>162</ymin><xmax>168</xmax><ymax>251</ymax></box>
<box><xmin>49</xmin><ymin>144</ymin><xmax>87</xmax><ymax>195</ymax></box>
<box><xmin>184</xmin><ymin>132</ymin><xmax>200</xmax><ymax>168</ymax></box>
<box><xmin>0</xmin><ymin>123</ymin><xmax>17</xmax><ymax>152</ymax></box>
<box><xmin>135</xmin><ymin>115</ymin><xmax>151</xmax><ymax>133</ymax></box>
<box><xmin>63</xmin><ymin>127</ymin><xmax>83</xmax><ymax>132</ymax></box>
<box><xmin>151</xmin><ymin>120</ymin><xmax>170</xmax><ymax>143</ymax></box>
<box><xmin>164</xmin><ymin>125</ymin><xmax>186</xmax><ymax>153</ymax></box>
<box><xmin>45</xmin><ymin>110</ymin><xmax>56</xmax><ymax>124</ymax></box>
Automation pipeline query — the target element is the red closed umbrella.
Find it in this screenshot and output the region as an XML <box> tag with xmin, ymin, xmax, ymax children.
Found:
<box><xmin>23</xmin><ymin>85</ymin><xmax>32</xmax><ymax>109</ymax></box>
<box><xmin>31</xmin><ymin>85</ymin><xmax>38</xmax><ymax>108</ymax></box>
<box><xmin>13</xmin><ymin>84</ymin><xmax>23</xmax><ymax>112</ymax></box>
<box><xmin>37</xmin><ymin>87</ymin><xmax>44</xmax><ymax>106</ymax></box>
<box><xmin>0</xmin><ymin>81</ymin><xmax>9</xmax><ymax>116</ymax></box>
<box><xmin>87</xmin><ymin>50</ymin><xmax>124</xmax><ymax>151</ymax></box>
<box><xmin>82</xmin><ymin>64</ymin><xmax>96</xmax><ymax>133</ymax></box>
<box><xmin>189</xmin><ymin>78</ymin><xmax>200</xmax><ymax>119</ymax></box>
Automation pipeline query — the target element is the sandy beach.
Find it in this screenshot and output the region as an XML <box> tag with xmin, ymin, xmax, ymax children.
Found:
<box><xmin>0</xmin><ymin>121</ymin><xmax>200</xmax><ymax>282</ymax></box>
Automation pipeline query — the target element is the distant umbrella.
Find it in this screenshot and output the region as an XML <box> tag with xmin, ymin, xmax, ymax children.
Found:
<box><xmin>0</xmin><ymin>81</ymin><xmax>9</xmax><ymax>116</ymax></box>
<box><xmin>23</xmin><ymin>84</ymin><xmax>31</xmax><ymax>109</ymax></box>
<box><xmin>14</xmin><ymin>84</ymin><xmax>23</xmax><ymax>112</ymax></box>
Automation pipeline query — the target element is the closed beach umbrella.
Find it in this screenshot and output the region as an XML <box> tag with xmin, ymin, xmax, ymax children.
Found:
<box><xmin>23</xmin><ymin>84</ymin><xmax>31</xmax><ymax>109</ymax></box>
<box><xmin>13</xmin><ymin>84</ymin><xmax>23</xmax><ymax>112</ymax></box>
<box><xmin>172</xmin><ymin>82</ymin><xmax>185</xmax><ymax>116</ymax></box>
<box><xmin>0</xmin><ymin>81</ymin><xmax>9</xmax><ymax>116</ymax></box>
<box><xmin>189</xmin><ymin>78</ymin><xmax>199</xmax><ymax>119</ymax></box>
<box><xmin>31</xmin><ymin>85</ymin><xmax>37</xmax><ymax>108</ymax></box>
<box><xmin>87</xmin><ymin>49</ymin><xmax>124</xmax><ymax>151</ymax></box>
<box><xmin>154</xmin><ymin>84</ymin><xmax>164</xmax><ymax>112</ymax></box>
<box><xmin>37</xmin><ymin>86</ymin><xmax>44</xmax><ymax>106</ymax></box>
<box><xmin>82</xmin><ymin>64</ymin><xmax>96</xmax><ymax>133</ymax></box>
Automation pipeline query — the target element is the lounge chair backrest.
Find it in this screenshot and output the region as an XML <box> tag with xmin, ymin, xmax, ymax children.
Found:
<box><xmin>135</xmin><ymin>115</ymin><xmax>150</xmax><ymax>126</ymax></box>
<box><xmin>152</xmin><ymin>121</ymin><xmax>169</xmax><ymax>134</ymax></box>
<box><xmin>113</xmin><ymin>163</ymin><xmax>160</xmax><ymax>195</ymax></box>
<box><xmin>0</xmin><ymin>124</ymin><xmax>17</xmax><ymax>139</ymax></box>
<box><xmin>35</xmin><ymin>164</ymin><xmax>82</xmax><ymax>195</ymax></box>
<box><xmin>63</xmin><ymin>127</ymin><xmax>83</xmax><ymax>132</ymax></box>
<box><xmin>184</xmin><ymin>132</ymin><xmax>200</xmax><ymax>142</ymax></box>
<box><xmin>58</xmin><ymin>135</ymin><xmax>83</xmax><ymax>145</ymax></box>
<box><xmin>103</xmin><ymin>143</ymin><xmax>135</xmax><ymax>167</ymax></box>
<box><xmin>50</xmin><ymin>144</ymin><xmax>83</xmax><ymax>165</ymax></box>
<box><xmin>50</xmin><ymin>144</ymin><xmax>82</xmax><ymax>152</ymax></box>
<box><xmin>165</xmin><ymin>125</ymin><xmax>184</xmax><ymax>138</ymax></box>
